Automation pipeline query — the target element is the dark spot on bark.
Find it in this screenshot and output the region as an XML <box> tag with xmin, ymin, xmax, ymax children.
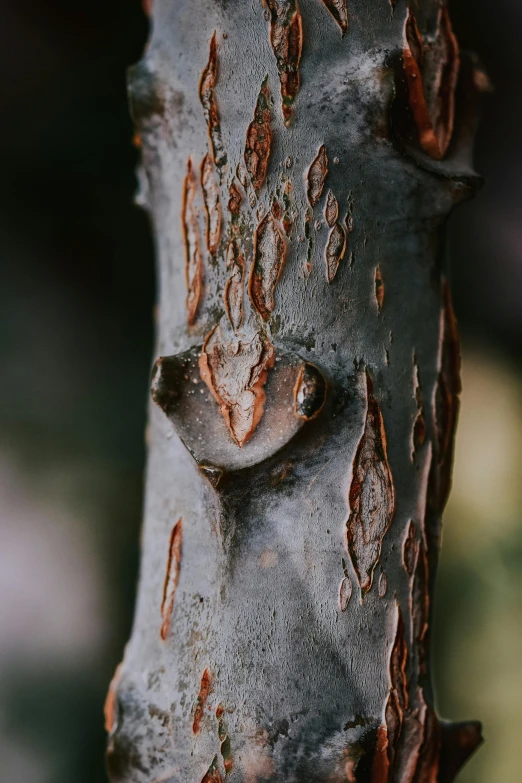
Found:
<box><xmin>199</xmin><ymin>464</ymin><xmax>224</xmax><ymax>488</ymax></box>
<box><xmin>293</xmin><ymin>362</ymin><xmax>327</xmax><ymax>420</ymax></box>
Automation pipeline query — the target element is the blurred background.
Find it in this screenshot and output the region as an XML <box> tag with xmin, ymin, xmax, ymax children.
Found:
<box><xmin>0</xmin><ymin>2</ymin><xmax>519</xmax><ymax>782</ymax></box>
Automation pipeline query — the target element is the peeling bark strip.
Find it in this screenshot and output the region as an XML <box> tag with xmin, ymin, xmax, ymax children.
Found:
<box><xmin>160</xmin><ymin>518</ymin><xmax>183</xmax><ymax>640</ymax></box>
<box><xmin>182</xmin><ymin>158</ymin><xmax>203</xmax><ymax>325</ymax></box>
<box><xmin>193</xmin><ymin>668</ymin><xmax>212</xmax><ymax>735</ymax></box>
<box><xmin>199</xmin><ymin>32</ymin><xmax>227</xmax><ymax>167</ymax></box>
<box><xmin>228</xmin><ymin>181</ymin><xmax>243</xmax><ymax>216</ymax></box>
<box><xmin>244</xmin><ymin>76</ymin><xmax>272</xmax><ymax>193</ymax></box>
<box><xmin>324</xmin><ymin>189</ymin><xmax>338</xmax><ymax>227</ymax></box>
<box><xmin>293</xmin><ymin>362</ymin><xmax>327</xmax><ymax>420</ymax></box>
<box><xmin>104</xmin><ymin>661</ymin><xmax>123</xmax><ymax>734</ymax></box>
<box><xmin>264</xmin><ymin>0</ymin><xmax>303</xmax><ymax>126</ymax></box>
<box><xmin>325</xmin><ymin>222</ymin><xmax>346</xmax><ymax>282</ymax></box>
<box><xmin>346</xmin><ymin>373</ymin><xmax>395</xmax><ymax>595</ymax></box>
<box><xmin>432</xmin><ymin>280</ymin><xmax>462</xmax><ymax>512</ymax></box>
<box><xmin>412</xmin><ymin>542</ymin><xmax>430</xmax><ymax>675</ymax></box>
<box><xmin>402</xmin><ymin>520</ymin><xmax>418</xmax><ymax>579</ymax></box>
<box><xmin>199</xmin><ymin>325</ymin><xmax>275</xmax><ymax>447</ymax></box>
<box><xmin>249</xmin><ymin>212</ymin><xmax>286</xmax><ymax>320</ymax></box>
<box><xmin>402</xmin><ymin>6</ymin><xmax>460</xmax><ymax>160</ymax></box>
<box><xmin>339</xmin><ymin>576</ymin><xmax>352</xmax><ymax>611</ymax></box>
<box><xmin>412</xmin><ymin>355</ymin><xmax>426</xmax><ymax>459</ymax></box>
<box><xmin>200</xmin><ymin>154</ymin><xmax>221</xmax><ymax>254</ymax></box>
<box><xmin>320</xmin><ymin>0</ymin><xmax>348</xmax><ymax>36</ymax></box>
<box><xmin>306</xmin><ymin>144</ymin><xmax>328</xmax><ymax>207</ymax></box>
<box><xmin>224</xmin><ymin>238</ymin><xmax>245</xmax><ymax>331</ymax></box>
<box><xmin>375</xmin><ymin>265</ymin><xmax>384</xmax><ymax>312</ymax></box>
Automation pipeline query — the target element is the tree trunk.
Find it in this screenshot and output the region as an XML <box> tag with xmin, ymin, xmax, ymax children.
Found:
<box><xmin>106</xmin><ymin>1</ymin><xmax>486</xmax><ymax>781</ymax></box>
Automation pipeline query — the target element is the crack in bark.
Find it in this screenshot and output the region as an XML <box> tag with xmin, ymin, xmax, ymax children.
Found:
<box><xmin>346</xmin><ymin>373</ymin><xmax>395</xmax><ymax>596</ymax></box>
<box><xmin>264</xmin><ymin>0</ymin><xmax>303</xmax><ymax>125</ymax></box>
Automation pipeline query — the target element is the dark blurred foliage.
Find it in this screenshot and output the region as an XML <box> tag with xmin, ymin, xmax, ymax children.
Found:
<box><xmin>0</xmin><ymin>2</ymin><xmax>519</xmax><ymax>783</ymax></box>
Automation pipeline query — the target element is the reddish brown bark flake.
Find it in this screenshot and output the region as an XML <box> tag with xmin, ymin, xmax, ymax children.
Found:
<box><xmin>104</xmin><ymin>661</ymin><xmax>123</xmax><ymax>734</ymax></box>
<box><xmin>320</xmin><ymin>0</ymin><xmax>348</xmax><ymax>36</ymax></box>
<box><xmin>402</xmin><ymin>6</ymin><xmax>460</xmax><ymax>160</ymax></box>
<box><xmin>346</xmin><ymin>373</ymin><xmax>395</xmax><ymax>595</ymax></box>
<box><xmin>199</xmin><ymin>32</ymin><xmax>227</xmax><ymax>167</ymax></box>
<box><xmin>324</xmin><ymin>189</ymin><xmax>339</xmax><ymax>227</ymax></box>
<box><xmin>199</xmin><ymin>325</ymin><xmax>275</xmax><ymax>447</ymax></box>
<box><xmin>249</xmin><ymin>212</ymin><xmax>287</xmax><ymax>320</ymax></box>
<box><xmin>193</xmin><ymin>668</ymin><xmax>212</xmax><ymax>735</ymax></box>
<box><xmin>293</xmin><ymin>362</ymin><xmax>327</xmax><ymax>421</ymax></box>
<box><xmin>182</xmin><ymin>158</ymin><xmax>203</xmax><ymax>325</ymax></box>
<box><xmin>339</xmin><ymin>576</ymin><xmax>353</xmax><ymax>611</ymax></box>
<box><xmin>402</xmin><ymin>520</ymin><xmax>418</xmax><ymax>580</ymax></box>
<box><xmin>244</xmin><ymin>76</ymin><xmax>272</xmax><ymax>193</ymax></box>
<box><xmin>224</xmin><ymin>239</ymin><xmax>246</xmax><ymax>331</ymax></box>
<box><xmin>374</xmin><ymin>265</ymin><xmax>384</xmax><ymax>312</ymax></box>
<box><xmin>265</xmin><ymin>0</ymin><xmax>303</xmax><ymax>125</ymax></box>
<box><xmin>160</xmin><ymin>518</ymin><xmax>183</xmax><ymax>640</ymax></box>
<box><xmin>200</xmin><ymin>153</ymin><xmax>222</xmax><ymax>255</ymax></box>
<box><xmin>228</xmin><ymin>181</ymin><xmax>243</xmax><ymax>216</ymax></box>
<box><xmin>201</xmin><ymin>756</ymin><xmax>223</xmax><ymax>783</ymax></box>
<box><xmin>325</xmin><ymin>222</ymin><xmax>346</xmax><ymax>282</ymax></box>
<box><xmin>306</xmin><ymin>144</ymin><xmax>328</xmax><ymax>207</ymax></box>
<box><xmin>271</xmin><ymin>200</ymin><xmax>283</xmax><ymax>220</ymax></box>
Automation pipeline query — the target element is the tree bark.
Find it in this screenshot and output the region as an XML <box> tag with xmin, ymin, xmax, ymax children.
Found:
<box><xmin>106</xmin><ymin>1</ymin><xmax>486</xmax><ymax>781</ymax></box>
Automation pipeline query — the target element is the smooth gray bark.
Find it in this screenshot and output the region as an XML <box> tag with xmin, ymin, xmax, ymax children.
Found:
<box><xmin>105</xmin><ymin>2</ymin><xmax>485</xmax><ymax>781</ymax></box>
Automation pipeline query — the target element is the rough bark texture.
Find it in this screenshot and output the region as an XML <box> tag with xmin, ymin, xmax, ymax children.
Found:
<box><xmin>107</xmin><ymin>1</ymin><xmax>486</xmax><ymax>781</ymax></box>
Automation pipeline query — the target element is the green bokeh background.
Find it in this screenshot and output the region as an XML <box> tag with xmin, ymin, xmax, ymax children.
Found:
<box><xmin>0</xmin><ymin>2</ymin><xmax>520</xmax><ymax>782</ymax></box>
